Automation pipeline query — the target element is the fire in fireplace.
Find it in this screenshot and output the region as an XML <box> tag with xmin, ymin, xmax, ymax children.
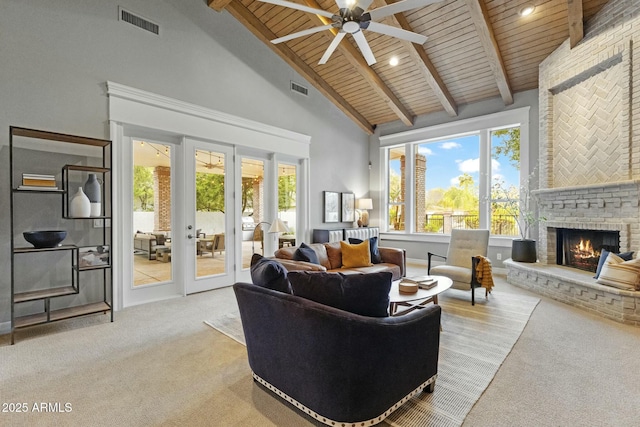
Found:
<box><xmin>556</xmin><ymin>228</ymin><xmax>620</xmax><ymax>273</ymax></box>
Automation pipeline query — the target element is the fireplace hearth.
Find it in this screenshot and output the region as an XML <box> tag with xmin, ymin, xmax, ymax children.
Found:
<box><xmin>556</xmin><ymin>228</ymin><xmax>619</xmax><ymax>273</ymax></box>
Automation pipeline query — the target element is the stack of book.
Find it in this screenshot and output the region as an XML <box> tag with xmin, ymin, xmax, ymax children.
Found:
<box><xmin>18</xmin><ymin>173</ymin><xmax>58</xmax><ymax>191</ymax></box>
<box><xmin>400</xmin><ymin>276</ymin><xmax>438</xmax><ymax>290</ymax></box>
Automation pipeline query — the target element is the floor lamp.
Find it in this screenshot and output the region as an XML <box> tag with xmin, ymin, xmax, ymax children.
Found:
<box><xmin>252</xmin><ymin>218</ymin><xmax>290</xmax><ymax>254</ymax></box>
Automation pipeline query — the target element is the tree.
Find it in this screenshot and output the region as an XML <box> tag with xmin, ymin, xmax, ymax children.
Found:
<box><xmin>440</xmin><ymin>174</ymin><xmax>479</xmax><ymax>212</ymax></box>
<box><xmin>388</xmin><ymin>169</ymin><xmax>403</xmax><ymax>230</ymax></box>
<box><xmin>278</xmin><ymin>175</ymin><xmax>296</xmax><ymax>211</ymax></box>
<box><xmin>133</xmin><ymin>166</ymin><xmax>154</xmax><ymax>212</ymax></box>
<box><xmin>196</xmin><ymin>172</ymin><xmax>225</xmax><ymax>212</ymax></box>
<box><xmin>492</xmin><ymin>127</ymin><xmax>520</xmax><ymax>169</ymax></box>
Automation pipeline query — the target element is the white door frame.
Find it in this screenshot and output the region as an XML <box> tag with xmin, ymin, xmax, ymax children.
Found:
<box><xmin>107</xmin><ymin>81</ymin><xmax>310</xmax><ymax>310</ymax></box>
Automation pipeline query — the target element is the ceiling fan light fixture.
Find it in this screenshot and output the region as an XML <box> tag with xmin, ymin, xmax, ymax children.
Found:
<box><xmin>518</xmin><ymin>4</ymin><xmax>535</xmax><ymax>17</ymax></box>
<box><xmin>389</xmin><ymin>56</ymin><xmax>399</xmax><ymax>67</ymax></box>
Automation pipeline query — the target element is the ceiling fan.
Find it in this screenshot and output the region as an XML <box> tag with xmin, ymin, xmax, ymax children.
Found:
<box><xmin>259</xmin><ymin>0</ymin><xmax>443</xmax><ymax>65</ymax></box>
<box><xmin>197</xmin><ymin>151</ymin><xmax>224</xmax><ymax>170</ymax></box>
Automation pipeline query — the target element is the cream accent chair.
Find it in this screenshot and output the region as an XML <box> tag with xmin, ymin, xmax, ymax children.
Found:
<box><xmin>427</xmin><ymin>229</ymin><xmax>490</xmax><ymax>305</ymax></box>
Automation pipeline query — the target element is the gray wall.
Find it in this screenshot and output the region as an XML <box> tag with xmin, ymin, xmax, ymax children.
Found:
<box><xmin>369</xmin><ymin>89</ymin><xmax>540</xmax><ymax>267</ymax></box>
<box><xmin>0</xmin><ymin>0</ymin><xmax>369</xmax><ymax>325</ymax></box>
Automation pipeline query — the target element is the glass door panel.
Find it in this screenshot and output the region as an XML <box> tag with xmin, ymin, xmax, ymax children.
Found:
<box><xmin>195</xmin><ymin>149</ymin><xmax>227</xmax><ymax>279</ymax></box>
<box><xmin>241</xmin><ymin>157</ymin><xmax>264</xmax><ymax>268</ymax></box>
<box><xmin>277</xmin><ymin>163</ymin><xmax>297</xmax><ymax>249</ymax></box>
<box><xmin>132</xmin><ymin>140</ymin><xmax>172</xmax><ymax>286</ymax></box>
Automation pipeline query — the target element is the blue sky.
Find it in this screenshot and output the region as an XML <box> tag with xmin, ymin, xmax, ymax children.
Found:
<box><xmin>392</xmin><ymin>134</ymin><xmax>520</xmax><ymax>190</ymax></box>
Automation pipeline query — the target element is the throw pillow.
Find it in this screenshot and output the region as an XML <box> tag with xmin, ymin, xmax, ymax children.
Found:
<box><xmin>348</xmin><ymin>236</ymin><xmax>382</xmax><ymax>264</ymax></box>
<box><xmin>250</xmin><ymin>254</ymin><xmax>291</xmax><ymax>294</ymax></box>
<box><xmin>340</xmin><ymin>240</ymin><xmax>372</xmax><ymax>268</ymax></box>
<box><xmin>288</xmin><ymin>271</ymin><xmax>392</xmax><ymax>317</ymax></box>
<box><xmin>593</xmin><ymin>249</ymin><xmax>634</xmax><ymax>279</ymax></box>
<box><xmin>293</xmin><ymin>242</ymin><xmax>320</xmax><ymax>265</ymax></box>
<box><xmin>596</xmin><ymin>252</ymin><xmax>640</xmax><ymax>290</ymax></box>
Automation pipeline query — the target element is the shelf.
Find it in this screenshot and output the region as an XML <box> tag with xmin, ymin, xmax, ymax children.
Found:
<box><xmin>14</xmin><ymin>286</ymin><xmax>78</xmax><ymax>303</ymax></box>
<box><xmin>63</xmin><ymin>165</ymin><xmax>110</xmax><ymax>174</ymax></box>
<box><xmin>13</xmin><ymin>188</ymin><xmax>65</xmax><ymax>194</ymax></box>
<box><xmin>14</xmin><ymin>244</ymin><xmax>77</xmax><ymax>254</ymax></box>
<box><xmin>11</xmin><ymin>127</ymin><xmax>111</xmax><ymax>147</ymax></box>
<box><xmin>14</xmin><ymin>302</ymin><xmax>111</xmax><ymax>328</ymax></box>
<box><xmin>77</xmin><ymin>265</ymin><xmax>111</xmax><ymax>271</ymax></box>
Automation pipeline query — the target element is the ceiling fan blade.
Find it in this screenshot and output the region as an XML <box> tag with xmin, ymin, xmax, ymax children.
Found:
<box><xmin>368</xmin><ymin>0</ymin><xmax>443</xmax><ymax>21</ymax></box>
<box><xmin>319</xmin><ymin>32</ymin><xmax>346</xmax><ymax>64</ymax></box>
<box><xmin>366</xmin><ymin>21</ymin><xmax>427</xmax><ymax>45</ymax></box>
<box><xmin>352</xmin><ymin>30</ymin><xmax>376</xmax><ymax>65</ymax></box>
<box><xmin>356</xmin><ymin>0</ymin><xmax>375</xmax><ymax>11</ymax></box>
<box><xmin>258</xmin><ymin>0</ymin><xmax>335</xmax><ymax>19</ymax></box>
<box><xmin>271</xmin><ymin>24</ymin><xmax>334</xmax><ymax>44</ymax></box>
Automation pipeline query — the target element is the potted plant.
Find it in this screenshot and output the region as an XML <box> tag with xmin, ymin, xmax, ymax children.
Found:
<box><xmin>492</xmin><ymin>170</ymin><xmax>545</xmax><ymax>263</ymax></box>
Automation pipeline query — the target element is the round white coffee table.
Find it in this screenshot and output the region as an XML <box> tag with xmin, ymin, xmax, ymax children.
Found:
<box><xmin>389</xmin><ymin>275</ymin><xmax>453</xmax><ymax>316</ymax></box>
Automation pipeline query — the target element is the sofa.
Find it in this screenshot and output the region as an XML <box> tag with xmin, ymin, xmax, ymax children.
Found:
<box><xmin>233</xmin><ymin>272</ymin><xmax>441</xmax><ymax>426</ymax></box>
<box><xmin>272</xmin><ymin>240</ymin><xmax>406</xmax><ymax>280</ymax></box>
<box><xmin>133</xmin><ymin>232</ymin><xmax>167</xmax><ymax>260</ymax></box>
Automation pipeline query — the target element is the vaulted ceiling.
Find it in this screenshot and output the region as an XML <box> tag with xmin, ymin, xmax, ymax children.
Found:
<box><xmin>209</xmin><ymin>0</ymin><xmax>610</xmax><ymax>134</ymax></box>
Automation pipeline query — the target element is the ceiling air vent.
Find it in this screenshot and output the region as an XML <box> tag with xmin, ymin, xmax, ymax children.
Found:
<box><xmin>290</xmin><ymin>81</ymin><xmax>309</xmax><ymax>97</ymax></box>
<box><xmin>119</xmin><ymin>7</ymin><xmax>159</xmax><ymax>35</ymax></box>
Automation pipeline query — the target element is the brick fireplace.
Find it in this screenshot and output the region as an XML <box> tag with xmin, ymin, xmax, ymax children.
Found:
<box><xmin>505</xmin><ymin>0</ymin><xmax>640</xmax><ymax>325</ymax></box>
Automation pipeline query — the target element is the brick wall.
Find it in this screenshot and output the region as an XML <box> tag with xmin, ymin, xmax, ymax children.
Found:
<box><xmin>537</xmin><ymin>0</ymin><xmax>640</xmax><ymax>262</ymax></box>
<box><xmin>154</xmin><ymin>166</ymin><xmax>171</xmax><ymax>232</ymax></box>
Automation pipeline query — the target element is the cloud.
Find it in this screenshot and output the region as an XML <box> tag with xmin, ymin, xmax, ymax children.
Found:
<box><xmin>450</xmin><ymin>176</ymin><xmax>461</xmax><ymax>186</ymax></box>
<box><xmin>457</xmin><ymin>158</ymin><xmax>479</xmax><ymax>173</ymax></box>
<box><xmin>418</xmin><ymin>146</ymin><xmax>433</xmax><ymax>156</ymax></box>
<box><xmin>491</xmin><ymin>158</ymin><xmax>500</xmax><ymax>172</ymax></box>
<box><xmin>440</xmin><ymin>141</ymin><xmax>461</xmax><ymax>150</ymax></box>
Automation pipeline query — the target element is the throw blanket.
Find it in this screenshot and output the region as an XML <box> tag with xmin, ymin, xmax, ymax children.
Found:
<box><xmin>475</xmin><ymin>255</ymin><xmax>494</xmax><ymax>294</ymax></box>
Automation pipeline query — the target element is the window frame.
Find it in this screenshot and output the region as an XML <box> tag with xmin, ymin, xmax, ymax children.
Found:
<box><xmin>379</xmin><ymin>107</ymin><xmax>530</xmax><ymax>245</ymax></box>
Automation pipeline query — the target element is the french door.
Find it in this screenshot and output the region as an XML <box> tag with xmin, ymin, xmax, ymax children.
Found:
<box><xmin>184</xmin><ymin>138</ymin><xmax>235</xmax><ymax>294</ymax></box>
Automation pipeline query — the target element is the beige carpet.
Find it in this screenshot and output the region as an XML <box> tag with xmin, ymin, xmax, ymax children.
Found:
<box><xmin>205</xmin><ymin>290</ymin><xmax>539</xmax><ymax>427</ymax></box>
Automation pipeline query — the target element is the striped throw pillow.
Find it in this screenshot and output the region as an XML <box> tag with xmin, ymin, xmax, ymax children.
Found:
<box><xmin>596</xmin><ymin>253</ymin><xmax>640</xmax><ymax>290</ymax></box>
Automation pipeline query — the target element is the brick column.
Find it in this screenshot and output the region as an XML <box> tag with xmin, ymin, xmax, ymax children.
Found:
<box><xmin>154</xmin><ymin>166</ymin><xmax>171</xmax><ymax>232</ymax></box>
<box><xmin>252</xmin><ymin>178</ymin><xmax>263</xmax><ymax>222</ymax></box>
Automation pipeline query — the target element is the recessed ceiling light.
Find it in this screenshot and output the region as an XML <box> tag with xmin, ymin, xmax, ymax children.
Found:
<box><xmin>389</xmin><ymin>56</ymin><xmax>399</xmax><ymax>67</ymax></box>
<box><xmin>518</xmin><ymin>4</ymin><xmax>535</xmax><ymax>17</ymax></box>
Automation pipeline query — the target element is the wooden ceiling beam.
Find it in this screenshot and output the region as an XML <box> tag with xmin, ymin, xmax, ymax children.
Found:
<box><xmin>214</xmin><ymin>1</ymin><xmax>375</xmax><ymax>134</ymax></box>
<box><xmin>207</xmin><ymin>0</ymin><xmax>232</xmax><ymax>13</ymax></box>
<box><xmin>567</xmin><ymin>0</ymin><xmax>584</xmax><ymax>48</ymax></box>
<box><xmin>464</xmin><ymin>0</ymin><xmax>513</xmax><ymax>105</ymax></box>
<box><xmin>382</xmin><ymin>0</ymin><xmax>458</xmax><ymax>117</ymax></box>
<box><xmin>303</xmin><ymin>0</ymin><xmax>415</xmax><ymax>126</ymax></box>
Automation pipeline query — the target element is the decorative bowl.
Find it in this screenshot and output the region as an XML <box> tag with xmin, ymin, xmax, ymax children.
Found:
<box><xmin>23</xmin><ymin>230</ymin><xmax>67</xmax><ymax>248</ymax></box>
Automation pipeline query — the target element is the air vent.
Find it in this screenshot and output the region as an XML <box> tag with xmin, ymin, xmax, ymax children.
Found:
<box><xmin>119</xmin><ymin>7</ymin><xmax>159</xmax><ymax>35</ymax></box>
<box><xmin>290</xmin><ymin>81</ymin><xmax>309</xmax><ymax>97</ymax></box>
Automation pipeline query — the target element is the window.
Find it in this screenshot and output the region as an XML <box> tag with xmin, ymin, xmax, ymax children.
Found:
<box><xmin>388</xmin><ymin>146</ymin><xmax>405</xmax><ymax>231</ymax></box>
<box><xmin>416</xmin><ymin>134</ymin><xmax>480</xmax><ymax>234</ymax></box>
<box><xmin>381</xmin><ymin>108</ymin><xmax>529</xmax><ymax>237</ymax></box>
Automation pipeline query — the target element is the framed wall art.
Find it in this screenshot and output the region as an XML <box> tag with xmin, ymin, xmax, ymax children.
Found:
<box><xmin>341</xmin><ymin>192</ymin><xmax>355</xmax><ymax>222</ymax></box>
<box><xmin>324</xmin><ymin>191</ymin><xmax>340</xmax><ymax>223</ymax></box>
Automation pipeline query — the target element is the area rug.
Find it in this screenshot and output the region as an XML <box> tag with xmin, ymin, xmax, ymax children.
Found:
<box><xmin>205</xmin><ymin>291</ymin><xmax>539</xmax><ymax>427</ymax></box>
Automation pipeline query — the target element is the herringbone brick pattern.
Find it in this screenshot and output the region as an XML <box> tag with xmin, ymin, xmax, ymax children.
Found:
<box><xmin>552</xmin><ymin>64</ymin><xmax>624</xmax><ymax>187</ymax></box>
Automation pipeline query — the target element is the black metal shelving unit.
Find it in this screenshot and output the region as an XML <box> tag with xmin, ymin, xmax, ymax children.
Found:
<box><xmin>9</xmin><ymin>126</ymin><xmax>113</xmax><ymax>344</ymax></box>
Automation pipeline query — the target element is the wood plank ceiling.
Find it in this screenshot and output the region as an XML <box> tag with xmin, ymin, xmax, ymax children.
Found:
<box><xmin>209</xmin><ymin>0</ymin><xmax>611</xmax><ymax>134</ymax></box>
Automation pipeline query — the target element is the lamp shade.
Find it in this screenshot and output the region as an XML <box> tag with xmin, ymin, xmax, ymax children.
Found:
<box><xmin>356</xmin><ymin>198</ymin><xmax>373</xmax><ymax>210</ymax></box>
<box><xmin>268</xmin><ymin>218</ymin><xmax>290</xmax><ymax>233</ymax></box>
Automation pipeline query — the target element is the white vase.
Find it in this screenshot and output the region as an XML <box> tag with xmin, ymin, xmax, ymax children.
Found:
<box><xmin>90</xmin><ymin>202</ymin><xmax>101</xmax><ymax>217</ymax></box>
<box><xmin>70</xmin><ymin>187</ymin><xmax>91</xmax><ymax>218</ymax></box>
